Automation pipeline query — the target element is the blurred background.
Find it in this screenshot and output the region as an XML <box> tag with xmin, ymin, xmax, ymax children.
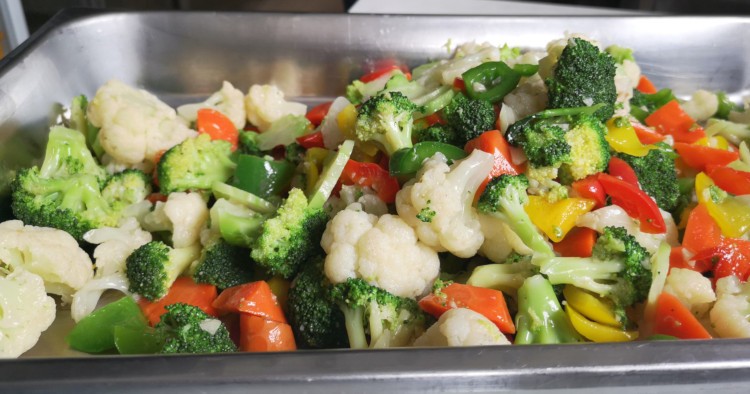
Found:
<box><xmin>3</xmin><ymin>0</ymin><xmax>750</xmax><ymax>57</ymax></box>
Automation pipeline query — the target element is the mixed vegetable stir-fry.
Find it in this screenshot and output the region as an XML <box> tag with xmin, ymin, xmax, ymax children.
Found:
<box><xmin>4</xmin><ymin>33</ymin><xmax>750</xmax><ymax>358</ymax></box>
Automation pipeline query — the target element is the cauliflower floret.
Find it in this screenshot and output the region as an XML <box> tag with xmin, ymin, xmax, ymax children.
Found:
<box><xmin>710</xmin><ymin>275</ymin><xmax>750</xmax><ymax>338</ymax></box>
<box><xmin>71</xmin><ymin>218</ymin><xmax>153</xmax><ymax>322</ymax></box>
<box><xmin>500</xmin><ymin>73</ymin><xmax>548</xmax><ymax>133</ymax></box>
<box><xmin>177</xmin><ymin>81</ymin><xmax>246</xmax><ymax>129</ymax></box>
<box><xmin>142</xmin><ymin>192</ymin><xmax>209</xmax><ymax>248</ymax></box>
<box><xmin>0</xmin><ymin>269</ymin><xmax>56</xmax><ymax>358</ymax></box>
<box><xmin>681</xmin><ymin>90</ymin><xmax>720</xmax><ymax>122</ymax></box>
<box><xmin>326</xmin><ymin>185</ymin><xmax>388</xmax><ymax>217</ymax></box>
<box><xmin>478</xmin><ymin>215</ymin><xmax>533</xmax><ymax>263</ymax></box>
<box><xmin>0</xmin><ymin>220</ymin><xmax>93</xmax><ymax>302</ymax></box>
<box><xmin>663</xmin><ymin>268</ymin><xmax>716</xmax><ymax>319</ymax></box>
<box><xmin>244</xmin><ymin>84</ymin><xmax>306</xmax><ymax>132</ymax></box>
<box><xmin>87</xmin><ymin>80</ymin><xmax>197</xmax><ymax>165</ymax></box>
<box><xmin>322</xmin><ymin>204</ymin><xmax>440</xmax><ymax>299</ymax></box>
<box><xmin>576</xmin><ymin>205</ymin><xmax>678</xmax><ymax>255</ymax></box>
<box><xmin>396</xmin><ymin>150</ymin><xmax>494</xmax><ymax>258</ymax></box>
<box><xmin>613</xmin><ymin>60</ymin><xmax>641</xmax><ymax>118</ymax></box>
<box><xmin>413</xmin><ymin>308</ymin><xmax>510</xmax><ymax>347</ymax></box>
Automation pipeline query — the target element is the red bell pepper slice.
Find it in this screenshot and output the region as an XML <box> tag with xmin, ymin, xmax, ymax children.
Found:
<box><xmin>692</xmin><ymin>239</ymin><xmax>750</xmax><ymax>283</ymax></box>
<box><xmin>608</xmin><ymin>157</ymin><xmax>640</xmax><ymax>188</ymax></box>
<box><xmin>197</xmin><ymin>109</ymin><xmax>239</xmax><ymax>151</ymax></box>
<box><xmin>295</xmin><ymin>131</ymin><xmax>325</xmax><ymax>149</ymax></box>
<box><xmin>631</xmin><ymin>121</ymin><xmax>665</xmax><ymax>144</ymax></box>
<box><xmin>673</xmin><ymin>143</ymin><xmax>739</xmax><ymax>172</ymax></box>
<box><xmin>553</xmin><ymin>227</ymin><xmax>598</xmax><ymax>258</ymax></box>
<box><xmin>418</xmin><ymin>283</ymin><xmax>515</xmax><ymax>334</ymax></box>
<box><xmin>636</xmin><ymin>75</ymin><xmax>658</xmax><ymax>94</ymax></box>
<box><xmin>305</xmin><ymin>101</ymin><xmax>333</xmax><ymax>127</ymax></box>
<box><xmin>645</xmin><ymin>100</ymin><xmax>705</xmax><ymax>144</ymax></box>
<box><xmin>571</xmin><ymin>175</ymin><xmax>607</xmax><ymax>209</ymax></box>
<box><xmin>212</xmin><ymin>281</ymin><xmax>287</xmax><ymax>324</ymax></box>
<box><xmin>653</xmin><ymin>292</ymin><xmax>712</xmax><ymax>340</ymax></box>
<box><xmin>359</xmin><ymin>64</ymin><xmax>409</xmax><ymax>83</ymax></box>
<box><xmin>340</xmin><ymin>160</ymin><xmax>400</xmax><ymax>204</ymax></box>
<box><xmin>138</xmin><ymin>277</ymin><xmax>219</xmax><ymax>326</ymax></box>
<box><xmin>706</xmin><ymin>165</ymin><xmax>750</xmax><ymax>196</ymax></box>
<box><xmin>682</xmin><ymin>204</ymin><xmax>723</xmax><ymax>257</ymax></box>
<box><xmin>598</xmin><ymin>173</ymin><xmax>666</xmax><ymax>234</ymax></box>
<box><xmin>453</xmin><ymin>77</ymin><xmax>466</xmax><ymax>92</ymax></box>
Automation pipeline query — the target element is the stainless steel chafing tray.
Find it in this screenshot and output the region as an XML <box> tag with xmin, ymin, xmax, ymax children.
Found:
<box><xmin>1</xmin><ymin>9</ymin><xmax>750</xmax><ymax>393</ymax></box>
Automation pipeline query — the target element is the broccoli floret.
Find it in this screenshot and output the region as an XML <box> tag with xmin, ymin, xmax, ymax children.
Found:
<box><xmin>250</xmin><ymin>188</ymin><xmax>328</xmax><ymax>279</ymax></box>
<box><xmin>192</xmin><ymin>239</ymin><xmax>254</xmax><ymax>290</ymax></box>
<box><xmin>514</xmin><ymin>275</ymin><xmax>582</xmax><ymax>344</ymax></box>
<box><xmin>466</xmin><ymin>255</ymin><xmax>537</xmax><ymax>296</ymax></box>
<box><xmin>285</xmin><ymin>142</ymin><xmax>306</xmax><ymax>167</ymax></box>
<box><xmin>615</xmin><ymin>148</ymin><xmax>680</xmax><ymax>212</ymax></box>
<box><xmin>210</xmin><ymin>198</ymin><xmax>268</xmax><ymax>249</ymax></box>
<box><xmin>156</xmin><ymin>134</ymin><xmax>236</xmax><ymax>194</ymax></box>
<box><xmin>101</xmin><ymin>169</ymin><xmax>152</xmax><ymax>210</ymax></box>
<box><xmin>330</xmin><ymin>278</ymin><xmax>425</xmax><ymax>349</ymax></box>
<box><xmin>155</xmin><ymin>303</ymin><xmax>236</xmax><ymax>354</ymax></box>
<box><xmin>546</xmin><ymin>38</ymin><xmax>617</xmax><ymax>122</ymax></box>
<box><xmin>513</xmin><ymin>121</ymin><xmax>570</xmax><ymax>168</ymax></box>
<box><xmin>416</xmin><ymin>124</ymin><xmax>461</xmax><ymax>146</ymax></box>
<box><xmin>355</xmin><ymin>91</ymin><xmax>418</xmax><ymax>155</ymax></box>
<box><xmin>539</xmin><ymin>226</ymin><xmax>652</xmax><ymax>323</ymax></box>
<box><xmin>287</xmin><ymin>258</ymin><xmax>348</xmax><ymax>349</ymax></box>
<box><xmin>10</xmin><ymin>126</ymin><xmax>118</xmax><ymax>240</ymax></box>
<box><xmin>238</xmin><ymin>131</ymin><xmax>263</xmax><ymax>156</ymax></box>
<box><xmin>605</xmin><ymin>45</ymin><xmax>634</xmax><ymax>64</ymax></box>
<box><xmin>477</xmin><ymin>175</ymin><xmax>554</xmax><ymax>257</ymax></box>
<box><xmin>558</xmin><ymin>114</ymin><xmax>610</xmax><ymax>184</ymax></box>
<box><xmin>126</xmin><ymin>241</ymin><xmax>201</xmax><ymax>301</ymax></box>
<box><xmin>629</xmin><ymin>89</ymin><xmax>677</xmax><ymax>123</ymax></box>
<box><xmin>441</xmin><ymin>93</ymin><xmax>496</xmax><ymax>145</ymax></box>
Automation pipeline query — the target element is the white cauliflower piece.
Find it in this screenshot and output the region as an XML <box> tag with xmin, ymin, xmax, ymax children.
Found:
<box><xmin>142</xmin><ymin>192</ymin><xmax>209</xmax><ymax>248</ymax></box>
<box><xmin>613</xmin><ymin>60</ymin><xmax>641</xmax><ymax>118</ymax></box>
<box><xmin>576</xmin><ymin>205</ymin><xmax>678</xmax><ymax>255</ymax></box>
<box><xmin>440</xmin><ymin>42</ymin><xmax>502</xmax><ymax>84</ymax></box>
<box><xmin>0</xmin><ymin>220</ymin><xmax>93</xmax><ymax>302</ymax></box>
<box><xmin>681</xmin><ymin>90</ymin><xmax>720</xmax><ymax>122</ymax></box>
<box><xmin>244</xmin><ymin>84</ymin><xmax>306</xmax><ymax>132</ymax></box>
<box><xmin>500</xmin><ymin>73</ymin><xmax>548</xmax><ymax>132</ymax></box>
<box><xmin>87</xmin><ymin>80</ymin><xmax>197</xmax><ymax>165</ymax></box>
<box><xmin>710</xmin><ymin>275</ymin><xmax>750</xmax><ymax>338</ymax></box>
<box><xmin>177</xmin><ymin>81</ymin><xmax>246</xmax><ymax>129</ymax></box>
<box><xmin>396</xmin><ymin>150</ymin><xmax>494</xmax><ymax>258</ymax></box>
<box><xmin>413</xmin><ymin>308</ymin><xmax>510</xmax><ymax>347</ymax></box>
<box><xmin>326</xmin><ymin>185</ymin><xmax>388</xmax><ymax>217</ymax></box>
<box><xmin>0</xmin><ymin>269</ymin><xmax>56</xmax><ymax>358</ymax></box>
<box><xmin>663</xmin><ymin>268</ymin><xmax>716</xmax><ymax>319</ymax></box>
<box><xmin>322</xmin><ymin>204</ymin><xmax>440</xmax><ymax>299</ymax></box>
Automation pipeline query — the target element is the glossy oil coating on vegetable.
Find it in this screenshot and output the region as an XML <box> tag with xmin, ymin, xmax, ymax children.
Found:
<box><xmin>5</xmin><ymin>32</ymin><xmax>750</xmax><ymax>359</ymax></box>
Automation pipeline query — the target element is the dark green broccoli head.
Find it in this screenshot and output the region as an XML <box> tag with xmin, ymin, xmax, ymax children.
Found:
<box><xmin>546</xmin><ymin>38</ymin><xmax>617</xmax><ymax>122</ymax></box>
<box><xmin>238</xmin><ymin>131</ymin><xmax>263</xmax><ymax>156</ymax></box>
<box><xmin>442</xmin><ymin>93</ymin><xmax>496</xmax><ymax>145</ymax></box>
<box><xmin>355</xmin><ymin>91</ymin><xmax>418</xmax><ymax>155</ymax></box>
<box><xmin>156</xmin><ymin>303</ymin><xmax>236</xmax><ymax>354</ymax></box>
<box><xmin>285</xmin><ymin>142</ymin><xmax>306</xmax><ymax>167</ymax></box>
<box><xmin>192</xmin><ymin>239</ymin><xmax>255</xmax><ymax>290</ymax></box>
<box><xmin>477</xmin><ymin>174</ymin><xmax>530</xmax><ymax>215</ymax></box>
<box><xmin>126</xmin><ymin>241</ymin><xmax>201</xmax><ymax>301</ymax></box>
<box><xmin>517</xmin><ymin>121</ymin><xmax>571</xmax><ymax>168</ymax></box>
<box><xmin>592</xmin><ymin>226</ymin><xmax>652</xmax><ymax>304</ymax></box>
<box><xmin>157</xmin><ymin>134</ymin><xmax>236</xmax><ymax>194</ymax></box>
<box><xmin>416</xmin><ymin>124</ymin><xmax>461</xmax><ymax>146</ymax></box>
<box><xmin>558</xmin><ymin>114</ymin><xmax>610</xmax><ymax>184</ymax></box>
<box><xmin>101</xmin><ymin>169</ymin><xmax>152</xmax><ymax>210</ymax></box>
<box><xmin>11</xmin><ymin>169</ymin><xmax>117</xmax><ymax>241</ymax></box>
<box><xmin>251</xmin><ymin>188</ymin><xmax>328</xmax><ymax>279</ymax></box>
<box><xmin>287</xmin><ymin>258</ymin><xmax>348</xmax><ymax>349</ymax></box>
<box><xmin>615</xmin><ymin>148</ymin><xmax>680</xmax><ymax>212</ymax></box>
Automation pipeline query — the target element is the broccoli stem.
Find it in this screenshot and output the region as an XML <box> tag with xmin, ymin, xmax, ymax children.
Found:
<box><xmin>539</xmin><ymin>257</ymin><xmax>623</xmax><ymax>295</ymax></box>
<box><xmin>515</xmin><ymin>275</ymin><xmax>581</xmax><ymax>344</ymax></box>
<box><xmin>339</xmin><ymin>303</ymin><xmax>368</xmax><ymax>349</ymax></box>
<box><xmin>309</xmin><ymin>140</ymin><xmax>354</xmax><ymax>210</ymax></box>
<box><xmin>466</xmin><ymin>260</ymin><xmax>535</xmax><ymax>295</ymax></box>
<box><xmin>490</xmin><ymin>208</ymin><xmax>554</xmax><ymax>258</ymax></box>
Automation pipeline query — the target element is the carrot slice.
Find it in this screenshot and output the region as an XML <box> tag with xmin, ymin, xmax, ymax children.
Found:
<box><xmin>682</xmin><ymin>204</ymin><xmax>723</xmax><ymax>257</ymax></box>
<box><xmin>197</xmin><ymin>108</ymin><xmax>239</xmax><ymax>151</ymax></box>
<box><xmin>653</xmin><ymin>292</ymin><xmax>711</xmax><ymax>340</ymax></box>
<box><xmin>239</xmin><ymin>314</ymin><xmax>296</xmax><ymax>352</ymax></box>
<box><xmin>553</xmin><ymin>227</ymin><xmax>598</xmax><ymax>258</ymax></box>
<box><xmin>418</xmin><ymin>283</ymin><xmax>514</xmax><ymax>334</ymax></box>
<box><xmin>138</xmin><ymin>277</ymin><xmax>218</xmax><ymax>326</ymax></box>
<box><xmin>212</xmin><ymin>281</ymin><xmax>287</xmax><ymax>324</ymax></box>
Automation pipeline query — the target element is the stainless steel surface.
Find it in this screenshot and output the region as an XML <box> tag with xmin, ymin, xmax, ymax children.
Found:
<box><xmin>1</xmin><ymin>9</ymin><xmax>750</xmax><ymax>392</ymax></box>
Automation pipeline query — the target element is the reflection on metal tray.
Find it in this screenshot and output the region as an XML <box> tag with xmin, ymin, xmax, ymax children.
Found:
<box><xmin>1</xmin><ymin>9</ymin><xmax>750</xmax><ymax>393</ymax></box>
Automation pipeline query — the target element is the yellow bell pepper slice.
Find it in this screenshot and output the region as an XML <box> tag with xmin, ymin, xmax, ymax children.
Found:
<box><xmin>525</xmin><ymin>196</ymin><xmax>596</xmax><ymax>242</ymax></box>
<box><xmin>565</xmin><ymin>303</ymin><xmax>639</xmax><ymax>342</ymax></box>
<box><xmin>695</xmin><ymin>172</ymin><xmax>750</xmax><ymax>238</ymax></box>
<box><xmin>695</xmin><ymin>136</ymin><xmax>729</xmax><ymax>150</ymax></box>
<box><xmin>562</xmin><ymin>285</ymin><xmax>621</xmax><ymax>327</ymax></box>
<box><xmin>305</xmin><ymin>147</ymin><xmax>329</xmax><ymax>195</ymax></box>
<box><xmin>605</xmin><ymin>118</ymin><xmax>658</xmax><ymax>157</ymax></box>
